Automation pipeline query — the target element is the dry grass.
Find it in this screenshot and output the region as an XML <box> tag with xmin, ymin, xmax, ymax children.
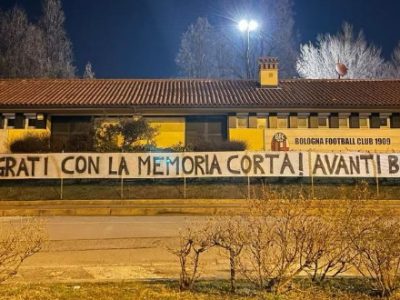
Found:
<box><xmin>1</xmin><ymin>178</ymin><xmax>400</xmax><ymax>200</ymax></box>
<box><xmin>0</xmin><ymin>279</ymin><xmax>388</xmax><ymax>300</ymax></box>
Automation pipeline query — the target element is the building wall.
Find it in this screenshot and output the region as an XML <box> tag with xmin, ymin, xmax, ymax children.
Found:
<box><xmin>229</xmin><ymin>128</ymin><xmax>265</xmax><ymax>150</ymax></box>
<box><xmin>93</xmin><ymin>116</ymin><xmax>185</xmax><ymax>149</ymax></box>
<box><xmin>0</xmin><ymin>130</ymin><xmax>7</xmax><ymax>153</ymax></box>
<box><xmin>228</xmin><ymin>127</ymin><xmax>400</xmax><ymax>152</ymax></box>
<box><xmin>264</xmin><ymin>128</ymin><xmax>400</xmax><ymax>152</ymax></box>
<box><xmin>0</xmin><ymin>129</ymin><xmax>50</xmax><ymax>153</ymax></box>
<box><xmin>147</xmin><ymin>117</ymin><xmax>185</xmax><ymax>148</ymax></box>
<box><xmin>1</xmin><ymin>113</ymin><xmax>400</xmax><ymax>153</ymax></box>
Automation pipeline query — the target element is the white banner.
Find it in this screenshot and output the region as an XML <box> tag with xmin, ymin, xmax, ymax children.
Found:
<box><xmin>0</xmin><ymin>151</ymin><xmax>399</xmax><ymax>179</ymax></box>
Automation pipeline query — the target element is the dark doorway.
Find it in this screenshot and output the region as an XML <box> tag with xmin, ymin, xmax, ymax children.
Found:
<box><xmin>185</xmin><ymin>116</ymin><xmax>227</xmax><ymax>146</ymax></box>
<box><xmin>51</xmin><ymin>116</ymin><xmax>94</xmax><ymax>152</ymax></box>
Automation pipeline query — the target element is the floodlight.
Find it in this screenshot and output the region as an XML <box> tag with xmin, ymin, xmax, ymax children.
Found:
<box><xmin>248</xmin><ymin>20</ymin><xmax>258</xmax><ymax>31</ymax></box>
<box><xmin>238</xmin><ymin>20</ymin><xmax>249</xmax><ymax>32</ymax></box>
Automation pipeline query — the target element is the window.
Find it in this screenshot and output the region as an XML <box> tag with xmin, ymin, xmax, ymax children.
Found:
<box><xmin>370</xmin><ymin>114</ymin><xmax>380</xmax><ymax>128</ymax></box>
<box><xmin>338</xmin><ymin>114</ymin><xmax>349</xmax><ymax>128</ymax></box>
<box><xmin>268</xmin><ymin>114</ymin><xmax>277</xmax><ymax>128</ymax></box>
<box><xmin>185</xmin><ymin>116</ymin><xmax>227</xmax><ymax>145</ymax></box>
<box><xmin>379</xmin><ymin>114</ymin><xmax>390</xmax><ymax>128</ymax></box>
<box><xmin>249</xmin><ymin>115</ymin><xmax>258</xmax><ymax>128</ymax></box>
<box><xmin>51</xmin><ymin>116</ymin><xmax>94</xmax><ymax>152</ymax></box>
<box><xmin>318</xmin><ymin>117</ymin><xmax>328</xmax><ymax>127</ymax></box>
<box><xmin>25</xmin><ymin>113</ymin><xmax>47</xmax><ymax>129</ymax></box>
<box><xmin>391</xmin><ymin>113</ymin><xmax>400</xmax><ymax>128</ymax></box>
<box><xmin>360</xmin><ymin>114</ymin><xmax>369</xmax><ymax>128</ymax></box>
<box><xmin>7</xmin><ymin>118</ymin><xmax>15</xmax><ymax>128</ymax></box>
<box><xmin>5</xmin><ymin>114</ymin><xmax>16</xmax><ymax>128</ymax></box>
<box><xmin>26</xmin><ymin>114</ymin><xmax>36</xmax><ymax>128</ymax></box>
<box><xmin>237</xmin><ymin>115</ymin><xmax>249</xmax><ymax>128</ymax></box>
<box><xmin>35</xmin><ymin>115</ymin><xmax>47</xmax><ymax>129</ymax></box>
<box><xmin>289</xmin><ymin>115</ymin><xmax>298</xmax><ymax>128</ymax></box>
<box><xmin>256</xmin><ymin>114</ymin><xmax>267</xmax><ymax>128</ymax></box>
<box><xmin>228</xmin><ymin>116</ymin><xmax>237</xmax><ymax>128</ymax></box>
<box><xmin>28</xmin><ymin>118</ymin><xmax>36</xmax><ymax>128</ymax></box>
<box><xmin>309</xmin><ymin>114</ymin><xmax>318</xmax><ymax>128</ymax></box>
<box><xmin>298</xmin><ymin>117</ymin><xmax>308</xmax><ymax>128</ymax></box>
<box><xmin>349</xmin><ymin>113</ymin><xmax>360</xmax><ymax>128</ymax></box>
<box><xmin>277</xmin><ymin>115</ymin><xmax>288</xmax><ymax>128</ymax></box>
<box><xmin>0</xmin><ymin>115</ymin><xmax>4</xmax><ymax>129</ymax></box>
<box><xmin>330</xmin><ymin>113</ymin><xmax>339</xmax><ymax>128</ymax></box>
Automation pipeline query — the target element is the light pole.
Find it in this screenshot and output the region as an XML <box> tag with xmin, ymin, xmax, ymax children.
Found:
<box><xmin>238</xmin><ymin>19</ymin><xmax>258</xmax><ymax>79</ymax></box>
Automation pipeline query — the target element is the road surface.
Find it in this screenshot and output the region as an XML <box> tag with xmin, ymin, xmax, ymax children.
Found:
<box><xmin>3</xmin><ymin>216</ymin><xmax>227</xmax><ymax>283</ymax></box>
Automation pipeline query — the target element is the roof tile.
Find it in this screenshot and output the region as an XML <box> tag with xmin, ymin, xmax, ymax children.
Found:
<box><xmin>0</xmin><ymin>79</ymin><xmax>400</xmax><ymax>109</ymax></box>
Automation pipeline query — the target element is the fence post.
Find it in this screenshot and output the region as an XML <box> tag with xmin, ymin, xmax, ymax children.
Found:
<box><xmin>120</xmin><ymin>150</ymin><xmax>124</xmax><ymax>199</ymax></box>
<box><xmin>183</xmin><ymin>176</ymin><xmax>187</xmax><ymax>199</ymax></box>
<box><xmin>372</xmin><ymin>154</ymin><xmax>380</xmax><ymax>198</ymax></box>
<box><xmin>60</xmin><ymin>150</ymin><xmax>64</xmax><ymax>200</ymax></box>
<box><xmin>308</xmin><ymin>151</ymin><xmax>314</xmax><ymax>199</ymax></box>
<box><xmin>247</xmin><ymin>175</ymin><xmax>251</xmax><ymax>199</ymax></box>
<box><xmin>182</xmin><ymin>150</ymin><xmax>187</xmax><ymax>199</ymax></box>
<box><xmin>60</xmin><ymin>177</ymin><xmax>63</xmax><ymax>200</ymax></box>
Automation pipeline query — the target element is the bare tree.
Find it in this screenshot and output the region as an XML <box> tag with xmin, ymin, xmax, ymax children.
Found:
<box><xmin>83</xmin><ymin>61</ymin><xmax>95</xmax><ymax>79</ymax></box>
<box><xmin>0</xmin><ymin>7</ymin><xmax>47</xmax><ymax>78</ymax></box>
<box><xmin>240</xmin><ymin>192</ymin><xmax>324</xmax><ymax>294</ymax></box>
<box><xmin>168</xmin><ymin>224</ymin><xmax>213</xmax><ymax>291</ymax></box>
<box><xmin>297</xmin><ymin>23</ymin><xmax>386</xmax><ymax>79</ymax></box>
<box><xmin>176</xmin><ymin>18</ymin><xmax>233</xmax><ymax>78</ymax></box>
<box><xmin>210</xmin><ymin>216</ymin><xmax>246</xmax><ymax>292</ymax></box>
<box><xmin>176</xmin><ymin>0</ymin><xmax>298</xmax><ymax>79</ymax></box>
<box><xmin>0</xmin><ymin>218</ymin><xmax>46</xmax><ymax>282</ymax></box>
<box><xmin>349</xmin><ymin>206</ymin><xmax>400</xmax><ymax>298</ymax></box>
<box><xmin>387</xmin><ymin>42</ymin><xmax>400</xmax><ymax>78</ymax></box>
<box><xmin>40</xmin><ymin>0</ymin><xmax>75</xmax><ymax>78</ymax></box>
<box><xmin>227</xmin><ymin>0</ymin><xmax>298</xmax><ymax>78</ymax></box>
<box><xmin>305</xmin><ymin>199</ymin><xmax>359</xmax><ymax>283</ymax></box>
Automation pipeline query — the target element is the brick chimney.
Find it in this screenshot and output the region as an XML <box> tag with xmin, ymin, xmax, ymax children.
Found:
<box><xmin>259</xmin><ymin>57</ymin><xmax>279</xmax><ymax>88</ymax></box>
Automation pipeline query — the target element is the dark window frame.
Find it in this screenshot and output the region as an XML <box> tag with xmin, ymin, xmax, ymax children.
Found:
<box><xmin>391</xmin><ymin>113</ymin><xmax>400</xmax><ymax>128</ymax></box>
<box><xmin>185</xmin><ymin>116</ymin><xmax>227</xmax><ymax>145</ymax></box>
<box><xmin>349</xmin><ymin>113</ymin><xmax>360</xmax><ymax>128</ymax></box>
<box><xmin>329</xmin><ymin>113</ymin><xmax>339</xmax><ymax>128</ymax></box>
<box><xmin>370</xmin><ymin>113</ymin><xmax>380</xmax><ymax>128</ymax></box>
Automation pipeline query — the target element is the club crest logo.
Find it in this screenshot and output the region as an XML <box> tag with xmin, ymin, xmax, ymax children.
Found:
<box><xmin>271</xmin><ymin>132</ymin><xmax>289</xmax><ymax>151</ymax></box>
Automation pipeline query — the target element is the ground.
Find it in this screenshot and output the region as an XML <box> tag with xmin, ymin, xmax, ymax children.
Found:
<box><xmin>1</xmin><ymin>201</ymin><xmax>400</xmax><ymax>299</ymax></box>
<box><xmin>7</xmin><ymin>216</ymin><xmax>226</xmax><ymax>283</ymax></box>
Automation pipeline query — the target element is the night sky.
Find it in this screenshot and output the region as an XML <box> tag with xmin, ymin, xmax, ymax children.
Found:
<box><xmin>0</xmin><ymin>0</ymin><xmax>398</xmax><ymax>78</ymax></box>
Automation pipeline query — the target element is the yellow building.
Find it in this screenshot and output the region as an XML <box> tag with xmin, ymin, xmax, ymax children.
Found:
<box><xmin>1</xmin><ymin>58</ymin><xmax>400</xmax><ymax>153</ymax></box>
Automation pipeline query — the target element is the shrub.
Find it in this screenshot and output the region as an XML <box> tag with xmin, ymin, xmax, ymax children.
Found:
<box><xmin>168</xmin><ymin>223</ymin><xmax>213</xmax><ymax>291</ymax></box>
<box><xmin>210</xmin><ymin>216</ymin><xmax>246</xmax><ymax>292</ymax></box>
<box><xmin>50</xmin><ymin>133</ymin><xmax>95</xmax><ymax>153</ymax></box>
<box><xmin>0</xmin><ymin>218</ymin><xmax>46</xmax><ymax>282</ymax></box>
<box><xmin>10</xmin><ymin>134</ymin><xmax>50</xmax><ymax>153</ymax></box>
<box><xmin>349</xmin><ymin>206</ymin><xmax>400</xmax><ymax>297</ymax></box>
<box><xmin>241</xmin><ymin>195</ymin><xmax>325</xmax><ymax>293</ymax></box>
<box><xmin>95</xmin><ymin>118</ymin><xmax>157</xmax><ymax>152</ymax></box>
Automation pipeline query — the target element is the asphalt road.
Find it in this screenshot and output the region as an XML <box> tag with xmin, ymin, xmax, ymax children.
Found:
<box><xmin>44</xmin><ymin>216</ymin><xmax>192</xmax><ymax>240</ymax></box>
<box><xmin>3</xmin><ymin>216</ymin><xmax>226</xmax><ymax>283</ymax></box>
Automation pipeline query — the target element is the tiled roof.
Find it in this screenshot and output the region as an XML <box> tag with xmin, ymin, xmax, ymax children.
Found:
<box><xmin>0</xmin><ymin>78</ymin><xmax>400</xmax><ymax>109</ymax></box>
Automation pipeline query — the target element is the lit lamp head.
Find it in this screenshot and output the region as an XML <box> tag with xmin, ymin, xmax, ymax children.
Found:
<box><xmin>238</xmin><ymin>19</ymin><xmax>258</xmax><ymax>32</ymax></box>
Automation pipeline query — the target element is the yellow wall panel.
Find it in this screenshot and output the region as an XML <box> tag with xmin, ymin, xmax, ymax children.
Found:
<box><xmin>229</xmin><ymin>128</ymin><xmax>265</xmax><ymax>151</ymax></box>
<box><xmin>2</xmin><ymin>129</ymin><xmax>50</xmax><ymax>153</ymax></box>
<box><xmin>265</xmin><ymin>128</ymin><xmax>400</xmax><ymax>152</ymax></box>
<box><xmin>147</xmin><ymin>117</ymin><xmax>185</xmax><ymax>148</ymax></box>
<box><xmin>0</xmin><ymin>130</ymin><xmax>7</xmax><ymax>153</ymax></box>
